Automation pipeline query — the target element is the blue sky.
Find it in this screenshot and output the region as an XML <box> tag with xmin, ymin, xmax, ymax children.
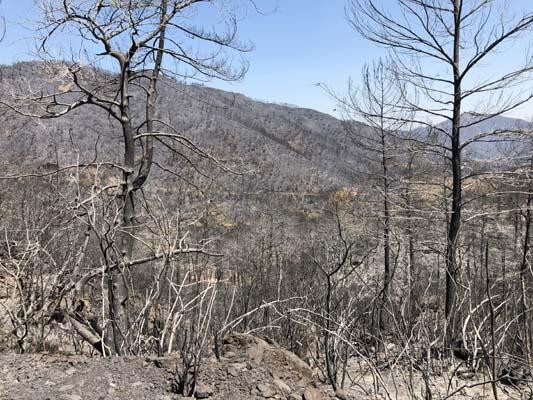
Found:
<box><xmin>207</xmin><ymin>1</ymin><xmax>386</xmax><ymax>115</ymax></box>
<box><xmin>1</xmin><ymin>0</ymin><xmax>532</xmax><ymax>120</ymax></box>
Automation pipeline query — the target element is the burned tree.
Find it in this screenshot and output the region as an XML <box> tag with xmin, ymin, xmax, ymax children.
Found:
<box><xmin>324</xmin><ymin>58</ymin><xmax>413</xmax><ymax>336</ymax></box>
<box><xmin>1</xmin><ymin>0</ymin><xmax>255</xmax><ymax>355</ymax></box>
<box><xmin>348</xmin><ymin>0</ymin><xmax>533</xmax><ymax>342</ymax></box>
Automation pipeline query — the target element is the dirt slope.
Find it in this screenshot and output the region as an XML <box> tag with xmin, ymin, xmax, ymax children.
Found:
<box><xmin>0</xmin><ymin>333</ymin><xmax>331</xmax><ymax>400</ymax></box>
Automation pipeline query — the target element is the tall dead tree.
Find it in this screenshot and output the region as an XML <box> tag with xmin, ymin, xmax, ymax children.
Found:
<box><xmin>519</xmin><ymin>156</ymin><xmax>532</xmax><ymax>359</ymax></box>
<box><xmin>348</xmin><ymin>0</ymin><xmax>533</xmax><ymax>341</ymax></box>
<box><xmin>325</xmin><ymin>58</ymin><xmax>411</xmax><ymax>335</ymax></box>
<box><xmin>3</xmin><ymin>0</ymin><xmax>254</xmax><ymax>355</ymax></box>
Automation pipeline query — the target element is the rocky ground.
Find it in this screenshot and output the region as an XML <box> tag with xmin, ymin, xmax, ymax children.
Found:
<box><xmin>0</xmin><ymin>352</ymin><xmax>173</xmax><ymax>400</ymax></box>
<box><xmin>0</xmin><ymin>333</ymin><xmax>332</xmax><ymax>400</ymax></box>
<box><xmin>0</xmin><ymin>333</ymin><xmax>530</xmax><ymax>400</ymax></box>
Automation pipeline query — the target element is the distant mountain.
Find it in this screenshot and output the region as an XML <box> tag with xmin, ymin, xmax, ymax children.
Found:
<box><xmin>430</xmin><ymin>113</ymin><xmax>529</xmax><ymax>159</ymax></box>
<box><xmin>0</xmin><ymin>62</ymin><xmax>367</xmax><ymax>195</ymax></box>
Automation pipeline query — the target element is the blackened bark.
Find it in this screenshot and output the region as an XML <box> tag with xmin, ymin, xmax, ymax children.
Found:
<box><xmin>445</xmin><ymin>0</ymin><xmax>463</xmax><ymax>343</ymax></box>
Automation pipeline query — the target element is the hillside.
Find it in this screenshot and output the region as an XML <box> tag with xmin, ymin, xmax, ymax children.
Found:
<box><xmin>1</xmin><ymin>62</ymin><xmax>526</xmax><ymax>191</ymax></box>
<box><xmin>0</xmin><ymin>62</ymin><xmax>366</xmax><ymax>195</ymax></box>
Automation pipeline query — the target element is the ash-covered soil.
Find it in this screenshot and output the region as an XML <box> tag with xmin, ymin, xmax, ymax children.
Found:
<box><xmin>0</xmin><ymin>352</ymin><xmax>174</xmax><ymax>400</ymax></box>
<box><xmin>0</xmin><ymin>333</ymin><xmax>332</xmax><ymax>400</ymax></box>
<box><xmin>0</xmin><ymin>333</ymin><xmax>528</xmax><ymax>400</ymax></box>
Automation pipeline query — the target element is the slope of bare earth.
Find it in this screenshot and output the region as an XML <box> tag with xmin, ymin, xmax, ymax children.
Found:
<box><xmin>0</xmin><ymin>333</ymin><xmax>332</xmax><ymax>400</ymax></box>
<box><xmin>0</xmin><ymin>333</ymin><xmax>529</xmax><ymax>400</ymax></box>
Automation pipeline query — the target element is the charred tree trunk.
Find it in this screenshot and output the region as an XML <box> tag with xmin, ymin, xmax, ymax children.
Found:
<box><xmin>405</xmin><ymin>157</ymin><xmax>415</xmax><ymax>325</ymax></box>
<box><xmin>379</xmin><ymin>124</ymin><xmax>391</xmax><ymax>333</ymax></box>
<box><xmin>109</xmin><ymin>57</ymin><xmax>136</xmax><ymax>355</ymax></box>
<box><xmin>519</xmin><ymin>160</ymin><xmax>532</xmax><ymax>359</ymax></box>
<box><xmin>445</xmin><ymin>0</ymin><xmax>463</xmax><ymax>344</ymax></box>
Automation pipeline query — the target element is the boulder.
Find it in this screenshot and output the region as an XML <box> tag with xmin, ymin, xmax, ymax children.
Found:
<box><xmin>194</xmin><ymin>383</ymin><xmax>213</xmax><ymax>399</ymax></box>
<box><xmin>273</xmin><ymin>378</ymin><xmax>292</xmax><ymax>394</ymax></box>
<box><xmin>256</xmin><ymin>383</ymin><xmax>276</xmax><ymax>398</ymax></box>
<box><xmin>222</xmin><ymin>332</ymin><xmax>313</xmax><ymax>381</ymax></box>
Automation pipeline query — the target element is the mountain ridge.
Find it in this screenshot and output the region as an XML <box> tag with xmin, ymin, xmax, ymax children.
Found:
<box><xmin>0</xmin><ymin>61</ymin><xmax>528</xmax><ymax>195</ymax></box>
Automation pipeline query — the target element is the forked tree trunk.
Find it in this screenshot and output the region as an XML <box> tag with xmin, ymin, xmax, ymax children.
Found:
<box><xmin>106</xmin><ymin>2</ymin><xmax>169</xmax><ymax>355</ymax></box>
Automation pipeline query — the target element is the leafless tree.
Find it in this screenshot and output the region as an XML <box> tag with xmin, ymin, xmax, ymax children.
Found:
<box><xmin>324</xmin><ymin>58</ymin><xmax>415</xmax><ymax>338</ymax></box>
<box><xmin>1</xmin><ymin>0</ymin><xmax>256</xmax><ymax>355</ymax></box>
<box><xmin>348</xmin><ymin>0</ymin><xmax>533</xmax><ymax>343</ymax></box>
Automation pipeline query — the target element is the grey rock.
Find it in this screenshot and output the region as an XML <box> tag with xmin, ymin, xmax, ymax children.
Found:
<box><xmin>257</xmin><ymin>383</ymin><xmax>276</xmax><ymax>398</ymax></box>
<box><xmin>273</xmin><ymin>379</ymin><xmax>291</xmax><ymax>394</ymax></box>
<box><xmin>194</xmin><ymin>383</ymin><xmax>214</xmax><ymax>399</ymax></box>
